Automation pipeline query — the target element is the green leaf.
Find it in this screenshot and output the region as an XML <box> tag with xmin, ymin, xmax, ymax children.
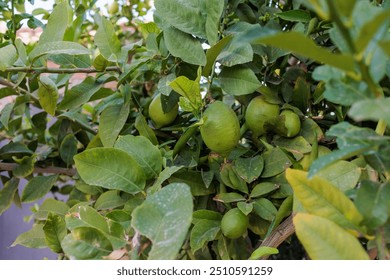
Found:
<box><xmin>78</xmin><ymin>206</ymin><xmax>110</xmax><ymax>234</ymax></box>
<box><xmin>94</xmin><ymin>16</ymin><xmax>121</xmax><ymax>62</ymax></box>
<box><xmin>203</xmin><ymin>35</ymin><xmax>233</xmax><ymax>76</ymax></box>
<box><xmin>0</xmin><ymin>103</ymin><xmax>13</xmax><ymax>130</ymax></box>
<box><xmin>355</xmin><ymin>181</ymin><xmax>390</xmax><ymax>229</ymax></box>
<box><xmin>132</xmin><ymin>183</ymin><xmax>193</xmax><ymax>260</ymax></box>
<box><xmin>292</xmin><ymin>77</ymin><xmax>310</xmax><ymax>113</ymax></box>
<box><xmin>168</xmin><ymin>170</ymin><xmax>216</xmax><ymax>196</ymax></box>
<box><xmin>261</xmin><ymin>147</ymin><xmax>292</xmax><ymax>178</ymax></box>
<box><xmin>74</xmin><ymin>148</ymin><xmax>146</xmax><ymax>194</ymax></box>
<box><xmin>237</xmin><ymin>201</ymin><xmax>253</xmax><ymax>216</ymax></box>
<box><xmin>273</xmin><ymin>136</ymin><xmax>312</xmax><ymax>159</ymax></box>
<box><xmin>43</xmin><ymin>213</ymin><xmax>67</xmax><ymax>253</ymax></box>
<box><xmin>308</xmin><ymin>145</ymin><xmax>371</xmax><ymax>178</ymax></box>
<box><xmin>379</xmin><ymin>40</ymin><xmax>390</xmax><ymax>57</ymax></box>
<box><xmin>94</xmin><ymin>190</ymin><xmax>126</xmax><ymax>211</ymax></box>
<box><xmin>253</xmin><ymin>198</ymin><xmax>277</xmax><ymax>222</ymax></box>
<box><xmin>61</xmin><ymin>227</ymin><xmax>112</xmax><ymax>260</ymax></box>
<box><xmin>12</xmin><ymin>154</ymin><xmax>37</xmax><ymax>177</ymax></box>
<box><xmin>37</xmin><ymin>76</ymin><xmax>58</xmax><ymax>115</ymax></box>
<box><xmin>316</xmin><ymin>160</ymin><xmax>361</xmax><ymax>192</ymax></box>
<box><xmin>348</xmin><ymin>98</ymin><xmax>390</xmax><ymax>124</ymax></box>
<box><xmin>214</xmin><ymin>192</ymin><xmax>246</xmax><ymax>203</ymax></box>
<box><xmin>99</xmin><ymin>103</ymin><xmax>130</xmax><ymax>147</ymax></box>
<box><xmin>11</xmin><ymin>224</ymin><xmax>47</xmax><ymax>249</ymax></box>
<box><xmin>286</xmin><ymin>169</ymin><xmax>364</xmax><ymax>231</ymax></box>
<box><xmin>58</xmin><ymin>77</ymin><xmax>102</xmax><ymax>110</ymax></box>
<box><xmin>150</xmin><ymin>165</ymin><xmax>185</xmax><ymax>192</ymax></box>
<box><xmin>169</xmin><ymin>74</ymin><xmax>202</xmax><ymax>112</ymax></box>
<box><xmin>21</xmin><ymin>175</ymin><xmax>58</xmax><ymax>203</ymax></box>
<box><xmin>134</xmin><ymin>114</ymin><xmax>158</xmax><ymax>146</ymax></box>
<box><xmin>0</xmin><ymin>178</ymin><xmax>19</xmax><ymax>215</ymax></box>
<box><xmin>0</xmin><ymin>44</ymin><xmax>18</xmax><ymax>71</ymax></box>
<box><xmin>205</xmin><ymin>0</ymin><xmax>225</xmax><ymax>46</ymax></box>
<box><xmin>38</xmin><ymin>0</ymin><xmax>70</xmax><ymax>44</ymax></box>
<box><xmin>266</xmin><ymin>196</ymin><xmax>293</xmax><ymax>236</ymax></box>
<box><xmin>190</xmin><ymin>220</ymin><xmax>220</xmax><ymax>253</ymax></box>
<box><xmin>219</xmin><ymin>66</ymin><xmax>261</xmax><ymax>96</ymax></box>
<box><xmin>60</xmin><ymin>134</ymin><xmax>78</xmax><ymax>166</ymax></box>
<box><xmin>355</xmin><ymin>10</ymin><xmax>390</xmax><ymax>53</ymax></box>
<box><xmin>192</xmin><ymin>210</ymin><xmax>222</xmax><ymax>224</ymax></box>
<box><xmin>155</xmin><ymin>0</ymin><xmax>208</xmax><ymax>39</ymax></box>
<box><xmin>115</xmin><ymin>135</ymin><xmax>162</xmax><ymax>180</ymax></box>
<box><xmin>253</xmin><ymin>32</ymin><xmax>355</xmax><ymax>72</ymax></box>
<box><xmin>164</xmin><ymin>26</ymin><xmax>206</xmax><ymax>66</ymax></box>
<box><xmin>294</xmin><ymin>213</ymin><xmax>369</xmax><ymax>260</ymax></box>
<box><xmin>34</xmin><ymin>198</ymin><xmax>70</xmax><ymax>220</ymax></box>
<box><xmin>29</xmin><ymin>42</ymin><xmax>91</xmax><ymax>63</ymax></box>
<box><xmin>249</xmin><ymin>246</ymin><xmax>279</xmax><ymax>260</ymax></box>
<box><xmin>235</xmin><ymin>156</ymin><xmax>264</xmax><ymax>183</ymax></box>
<box><xmin>250</xmin><ymin>182</ymin><xmax>279</xmax><ymax>199</ymax></box>
<box><xmin>276</xmin><ymin>9</ymin><xmax>311</xmax><ymax>22</ymax></box>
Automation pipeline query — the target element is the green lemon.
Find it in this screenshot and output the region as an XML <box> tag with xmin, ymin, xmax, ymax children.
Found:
<box><xmin>108</xmin><ymin>2</ymin><xmax>119</xmax><ymax>14</ymax></box>
<box><xmin>279</xmin><ymin>110</ymin><xmax>301</xmax><ymax>138</ymax></box>
<box><xmin>245</xmin><ymin>96</ymin><xmax>280</xmax><ymax>137</ymax></box>
<box><xmin>149</xmin><ymin>94</ymin><xmax>178</xmax><ymax>129</ymax></box>
<box><xmin>200</xmin><ymin>101</ymin><xmax>240</xmax><ymax>156</ymax></box>
<box><xmin>221</xmin><ymin>208</ymin><xmax>249</xmax><ymax>239</ymax></box>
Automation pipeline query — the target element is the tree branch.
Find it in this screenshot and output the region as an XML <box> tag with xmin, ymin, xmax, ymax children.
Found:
<box><xmin>0</xmin><ymin>162</ymin><xmax>76</xmax><ymax>177</ymax></box>
<box><xmin>3</xmin><ymin>66</ymin><xmax>121</xmax><ymax>74</ymax></box>
<box><xmin>258</xmin><ymin>214</ymin><xmax>296</xmax><ymax>260</ymax></box>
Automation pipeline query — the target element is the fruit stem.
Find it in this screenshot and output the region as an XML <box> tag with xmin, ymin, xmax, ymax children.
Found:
<box><xmin>240</xmin><ymin>122</ymin><xmax>248</xmax><ymax>137</ymax></box>
<box><xmin>172</xmin><ymin>126</ymin><xmax>198</xmax><ymax>157</ymax></box>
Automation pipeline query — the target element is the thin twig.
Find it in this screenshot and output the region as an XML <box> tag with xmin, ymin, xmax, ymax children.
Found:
<box><xmin>0</xmin><ymin>162</ymin><xmax>76</xmax><ymax>177</ymax></box>
<box><xmin>3</xmin><ymin>66</ymin><xmax>121</xmax><ymax>74</ymax></box>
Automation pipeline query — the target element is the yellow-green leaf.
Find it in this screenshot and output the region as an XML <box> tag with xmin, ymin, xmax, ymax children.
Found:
<box><xmin>286</xmin><ymin>169</ymin><xmax>363</xmax><ymax>231</ymax></box>
<box><xmin>37</xmin><ymin>76</ymin><xmax>58</xmax><ymax>116</ymax></box>
<box><xmin>294</xmin><ymin>213</ymin><xmax>369</xmax><ymax>260</ymax></box>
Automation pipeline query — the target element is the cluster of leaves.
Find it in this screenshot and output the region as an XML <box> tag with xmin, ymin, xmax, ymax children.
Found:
<box><xmin>1</xmin><ymin>0</ymin><xmax>390</xmax><ymax>260</ymax></box>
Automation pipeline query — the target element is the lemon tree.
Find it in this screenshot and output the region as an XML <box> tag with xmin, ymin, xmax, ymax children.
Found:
<box><xmin>0</xmin><ymin>0</ymin><xmax>390</xmax><ymax>260</ymax></box>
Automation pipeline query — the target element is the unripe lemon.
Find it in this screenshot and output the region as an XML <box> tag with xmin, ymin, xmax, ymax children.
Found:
<box><xmin>245</xmin><ymin>96</ymin><xmax>280</xmax><ymax>137</ymax></box>
<box><xmin>200</xmin><ymin>101</ymin><xmax>240</xmax><ymax>156</ymax></box>
<box><xmin>221</xmin><ymin>208</ymin><xmax>249</xmax><ymax>239</ymax></box>
<box><xmin>149</xmin><ymin>94</ymin><xmax>178</xmax><ymax>129</ymax></box>
<box><xmin>279</xmin><ymin>110</ymin><xmax>301</xmax><ymax>138</ymax></box>
<box><xmin>108</xmin><ymin>2</ymin><xmax>119</xmax><ymax>15</ymax></box>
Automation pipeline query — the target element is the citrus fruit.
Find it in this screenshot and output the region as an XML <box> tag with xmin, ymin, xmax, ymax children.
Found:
<box><xmin>221</xmin><ymin>208</ymin><xmax>249</xmax><ymax>239</ymax></box>
<box><xmin>149</xmin><ymin>94</ymin><xmax>178</xmax><ymax>128</ymax></box>
<box><xmin>279</xmin><ymin>110</ymin><xmax>301</xmax><ymax>138</ymax></box>
<box><xmin>200</xmin><ymin>101</ymin><xmax>240</xmax><ymax>156</ymax></box>
<box><xmin>245</xmin><ymin>96</ymin><xmax>280</xmax><ymax>137</ymax></box>
<box><xmin>108</xmin><ymin>2</ymin><xmax>119</xmax><ymax>14</ymax></box>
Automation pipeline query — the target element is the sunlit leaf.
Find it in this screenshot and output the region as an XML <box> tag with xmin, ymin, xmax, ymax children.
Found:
<box><xmin>294</xmin><ymin>213</ymin><xmax>369</xmax><ymax>260</ymax></box>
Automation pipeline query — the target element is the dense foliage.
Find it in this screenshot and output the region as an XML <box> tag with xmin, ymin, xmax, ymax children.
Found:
<box><xmin>0</xmin><ymin>0</ymin><xmax>390</xmax><ymax>260</ymax></box>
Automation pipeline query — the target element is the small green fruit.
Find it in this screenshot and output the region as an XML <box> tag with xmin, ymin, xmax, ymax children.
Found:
<box><xmin>108</xmin><ymin>2</ymin><xmax>119</xmax><ymax>14</ymax></box>
<box><xmin>221</xmin><ymin>208</ymin><xmax>249</xmax><ymax>239</ymax></box>
<box><xmin>245</xmin><ymin>96</ymin><xmax>280</xmax><ymax>137</ymax></box>
<box><xmin>200</xmin><ymin>101</ymin><xmax>240</xmax><ymax>156</ymax></box>
<box><xmin>279</xmin><ymin>110</ymin><xmax>301</xmax><ymax>138</ymax></box>
<box><xmin>149</xmin><ymin>94</ymin><xmax>178</xmax><ymax>128</ymax></box>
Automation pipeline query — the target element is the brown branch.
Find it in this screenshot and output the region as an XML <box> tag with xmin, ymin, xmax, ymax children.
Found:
<box><xmin>3</xmin><ymin>66</ymin><xmax>121</xmax><ymax>74</ymax></box>
<box><xmin>0</xmin><ymin>162</ymin><xmax>76</xmax><ymax>177</ymax></box>
<box><xmin>258</xmin><ymin>214</ymin><xmax>296</xmax><ymax>260</ymax></box>
<box><xmin>0</xmin><ymin>77</ymin><xmax>30</xmax><ymax>95</ymax></box>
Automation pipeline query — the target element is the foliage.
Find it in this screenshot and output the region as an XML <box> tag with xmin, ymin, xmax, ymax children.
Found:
<box><xmin>1</xmin><ymin>0</ymin><xmax>390</xmax><ymax>260</ymax></box>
